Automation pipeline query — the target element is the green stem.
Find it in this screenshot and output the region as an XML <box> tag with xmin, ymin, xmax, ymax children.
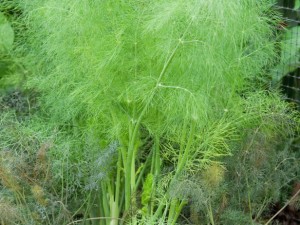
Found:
<box><xmin>124</xmin><ymin>41</ymin><xmax>181</xmax><ymax>210</ymax></box>
<box><xmin>101</xmin><ymin>183</ymin><xmax>110</xmax><ymax>225</ymax></box>
<box><xmin>124</xmin><ymin>18</ymin><xmax>194</xmax><ymax>213</ymax></box>
<box><xmin>153</xmin><ymin>122</ymin><xmax>195</xmax><ymax>224</ymax></box>
<box><xmin>108</xmin><ymin>180</ymin><xmax>119</xmax><ymax>225</ymax></box>
<box><xmin>151</xmin><ymin>136</ymin><xmax>161</xmax><ymax>215</ymax></box>
<box><xmin>124</xmin><ymin>130</ymin><xmax>138</xmax><ymax>210</ymax></box>
<box><xmin>167</xmin><ymin>199</ymin><xmax>177</xmax><ymax>224</ymax></box>
<box><xmin>115</xmin><ymin>150</ymin><xmax>121</xmax><ymax>207</ymax></box>
<box><xmin>152</xmin><ymin>201</ymin><xmax>168</xmax><ymax>224</ymax></box>
<box><xmin>171</xmin><ymin>200</ymin><xmax>187</xmax><ymax>225</ymax></box>
<box><xmin>124</xmin><ymin>121</ymin><xmax>135</xmax><ymax>210</ymax></box>
<box><xmin>104</xmin><ymin>180</ymin><xmax>122</xmax><ymax>225</ymax></box>
<box><xmin>99</xmin><ymin>197</ymin><xmax>105</xmax><ymax>225</ymax></box>
<box><xmin>135</xmin><ymin>150</ymin><xmax>153</xmax><ymax>192</ymax></box>
<box><xmin>154</xmin><ymin>136</ymin><xmax>161</xmax><ymax>178</ymax></box>
<box><xmin>207</xmin><ymin>201</ymin><xmax>215</xmax><ymax>225</ymax></box>
<box><xmin>246</xmin><ymin>176</ymin><xmax>253</xmax><ymax>225</ymax></box>
<box><xmin>110</xmin><ymin>201</ymin><xmax>119</xmax><ymax>225</ymax></box>
<box><xmin>175</xmin><ymin>122</ymin><xmax>195</xmax><ymax>176</ymax></box>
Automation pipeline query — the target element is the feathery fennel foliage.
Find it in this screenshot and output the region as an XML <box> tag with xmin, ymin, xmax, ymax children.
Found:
<box><xmin>14</xmin><ymin>0</ymin><xmax>300</xmax><ymax>224</ymax></box>
<box><xmin>0</xmin><ymin>109</ymin><xmax>83</xmax><ymax>225</ymax></box>
<box><xmin>20</xmin><ymin>0</ymin><xmax>278</xmax><ymax>128</ymax></box>
<box><xmin>171</xmin><ymin>92</ymin><xmax>300</xmax><ymax>225</ymax></box>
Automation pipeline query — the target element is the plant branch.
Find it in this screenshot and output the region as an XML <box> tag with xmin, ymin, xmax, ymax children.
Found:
<box><xmin>264</xmin><ymin>188</ymin><xmax>300</xmax><ymax>225</ymax></box>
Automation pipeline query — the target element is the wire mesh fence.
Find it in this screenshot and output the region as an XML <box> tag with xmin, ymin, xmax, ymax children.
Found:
<box><xmin>275</xmin><ymin>6</ymin><xmax>300</xmax><ymax>109</ymax></box>
<box><xmin>275</xmin><ymin>5</ymin><xmax>300</xmax><ymax>149</ymax></box>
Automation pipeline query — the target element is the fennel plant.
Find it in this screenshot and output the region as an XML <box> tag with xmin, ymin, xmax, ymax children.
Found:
<box><xmin>14</xmin><ymin>0</ymin><xmax>299</xmax><ymax>224</ymax></box>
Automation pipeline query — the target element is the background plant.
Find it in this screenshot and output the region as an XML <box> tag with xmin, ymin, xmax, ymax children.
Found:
<box><xmin>174</xmin><ymin>92</ymin><xmax>300</xmax><ymax>225</ymax></box>
<box><xmin>0</xmin><ymin>3</ymin><xmax>88</xmax><ymax>224</ymax></box>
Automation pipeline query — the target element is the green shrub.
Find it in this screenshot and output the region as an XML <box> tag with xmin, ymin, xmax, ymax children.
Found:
<box><xmin>11</xmin><ymin>0</ymin><xmax>300</xmax><ymax>224</ymax></box>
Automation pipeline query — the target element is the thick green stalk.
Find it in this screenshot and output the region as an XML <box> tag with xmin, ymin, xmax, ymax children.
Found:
<box><xmin>175</xmin><ymin>122</ymin><xmax>196</xmax><ymax>176</ymax></box>
<box><xmin>115</xmin><ymin>150</ymin><xmax>121</xmax><ymax>208</ymax></box>
<box><xmin>110</xmin><ymin>156</ymin><xmax>121</xmax><ymax>225</ymax></box>
<box><xmin>167</xmin><ymin>198</ymin><xmax>188</xmax><ymax>225</ymax></box>
<box><xmin>167</xmin><ymin>199</ymin><xmax>177</xmax><ymax>224</ymax></box>
<box><xmin>136</xmin><ymin>150</ymin><xmax>153</xmax><ymax>192</ymax></box>
<box><xmin>124</xmin><ymin>41</ymin><xmax>181</xmax><ymax>210</ymax></box>
<box><xmin>151</xmin><ymin>202</ymin><xmax>168</xmax><ymax>224</ymax></box>
<box><xmin>124</xmin><ymin>21</ymin><xmax>194</xmax><ymax>211</ymax></box>
<box><xmin>207</xmin><ymin>202</ymin><xmax>215</xmax><ymax>225</ymax></box>
<box><xmin>150</xmin><ymin>136</ymin><xmax>161</xmax><ymax>215</ymax></box>
<box><xmin>153</xmin><ymin>122</ymin><xmax>195</xmax><ymax>223</ymax></box>
<box><xmin>101</xmin><ymin>183</ymin><xmax>110</xmax><ymax>225</ymax></box>
<box><xmin>171</xmin><ymin>200</ymin><xmax>187</xmax><ymax>225</ymax></box>
<box><xmin>154</xmin><ymin>136</ymin><xmax>161</xmax><ymax>178</ymax></box>
<box><xmin>110</xmin><ymin>201</ymin><xmax>119</xmax><ymax>225</ymax></box>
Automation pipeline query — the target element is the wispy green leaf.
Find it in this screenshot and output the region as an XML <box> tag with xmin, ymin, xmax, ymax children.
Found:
<box><xmin>0</xmin><ymin>12</ymin><xmax>14</xmax><ymax>52</ymax></box>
